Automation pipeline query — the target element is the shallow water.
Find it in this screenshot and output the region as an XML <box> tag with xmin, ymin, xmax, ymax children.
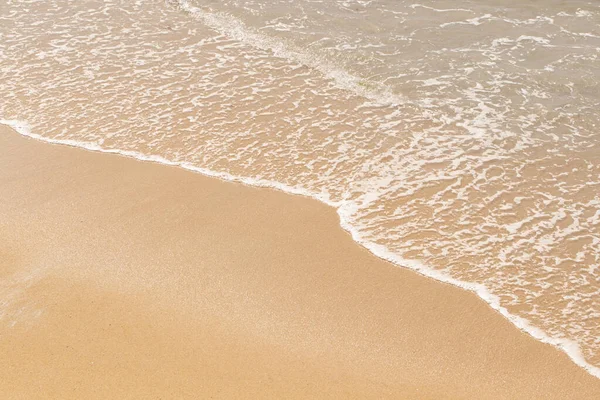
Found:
<box><xmin>1</xmin><ymin>0</ymin><xmax>599</xmax><ymax>376</ymax></box>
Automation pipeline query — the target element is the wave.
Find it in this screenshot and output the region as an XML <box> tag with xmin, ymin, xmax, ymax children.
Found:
<box><xmin>174</xmin><ymin>0</ymin><xmax>406</xmax><ymax>107</ymax></box>
<box><xmin>3</xmin><ymin>117</ymin><xmax>599</xmax><ymax>380</ymax></box>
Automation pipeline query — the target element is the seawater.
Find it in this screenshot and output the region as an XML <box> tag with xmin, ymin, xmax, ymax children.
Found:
<box><xmin>1</xmin><ymin>0</ymin><xmax>599</xmax><ymax>377</ymax></box>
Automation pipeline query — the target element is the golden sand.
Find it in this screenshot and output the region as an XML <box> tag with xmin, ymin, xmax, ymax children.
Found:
<box><xmin>1</xmin><ymin>126</ymin><xmax>599</xmax><ymax>399</ymax></box>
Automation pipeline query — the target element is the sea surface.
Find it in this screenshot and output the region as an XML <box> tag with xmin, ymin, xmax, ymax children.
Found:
<box><xmin>1</xmin><ymin>0</ymin><xmax>599</xmax><ymax>377</ymax></box>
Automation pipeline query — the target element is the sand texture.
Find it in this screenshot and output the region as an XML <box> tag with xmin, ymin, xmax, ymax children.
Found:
<box><xmin>1</xmin><ymin>126</ymin><xmax>599</xmax><ymax>399</ymax></box>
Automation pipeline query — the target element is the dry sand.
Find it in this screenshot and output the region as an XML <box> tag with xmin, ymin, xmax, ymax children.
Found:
<box><xmin>1</xmin><ymin>125</ymin><xmax>599</xmax><ymax>399</ymax></box>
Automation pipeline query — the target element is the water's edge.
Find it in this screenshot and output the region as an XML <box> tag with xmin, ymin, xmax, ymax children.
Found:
<box><xmin>2</xmin><ymin>118</ymin><xmax>599</xmax><ymax>380</ymax></box>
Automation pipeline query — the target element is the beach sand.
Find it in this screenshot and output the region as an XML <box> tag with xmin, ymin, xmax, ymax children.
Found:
<box><xmin>1</xmin><ymin>125</ymin><xmax>599</xmax><ymax>399</ymax></box>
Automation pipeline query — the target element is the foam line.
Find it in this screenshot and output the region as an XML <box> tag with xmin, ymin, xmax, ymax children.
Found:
<box><xmin>174</xmin><ymin>0</ymin><xmax>405</xmax><ymax>107</ymax></box>
<box><xmin>2</xmin><ymin>118</ymin><xmax>599</xmax><ymax>380</ymax></box>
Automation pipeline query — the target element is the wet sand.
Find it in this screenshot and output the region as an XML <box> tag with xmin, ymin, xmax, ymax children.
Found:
<box><xmin>1</xmin><ymin>125</ymin><xmax>599</xmax><ymax>399</ymax></box>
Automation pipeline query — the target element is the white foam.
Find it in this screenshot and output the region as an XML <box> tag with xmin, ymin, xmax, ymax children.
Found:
<box><xmin>174</xmin><ymin>0</ymin><xmax>405</xmax><ymax>107</ymax></box>
<box><xmin>409</xmin><ymin>4</ymin><xmax>473</xmax><ymax>13</ymax></box>
<box><xmin>439</xmin><ymin>14</ymin><xmax>493</xmax><ymax>28</ymax></box>
<box><xmin>2</xmin><ymin>118</ymin><xmax>599</xmax><ymax>380</ymax></box>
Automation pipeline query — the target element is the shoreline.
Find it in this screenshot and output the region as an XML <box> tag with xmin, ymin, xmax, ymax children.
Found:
<box><xmin>1</xmin><ymin>124</ymin><xmax>600</xmax><ymax>398</ymax></box>
<box><xmin>3</xmin><ymin>119</ymin><xmax>599</xmax><ymax>380</ymax></box>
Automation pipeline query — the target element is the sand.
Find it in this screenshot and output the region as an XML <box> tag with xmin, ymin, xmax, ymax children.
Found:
<box><xmin>0</xmin><ymin>125</ymin><xmax>599</xmax><ymax>399</ymax></box>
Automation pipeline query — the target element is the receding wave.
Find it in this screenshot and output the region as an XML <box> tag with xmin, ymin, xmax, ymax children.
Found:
<box><xmin>1</xmin><ymin>0</ymin><xmax>599</xmax><ymax>378</ymax></box>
